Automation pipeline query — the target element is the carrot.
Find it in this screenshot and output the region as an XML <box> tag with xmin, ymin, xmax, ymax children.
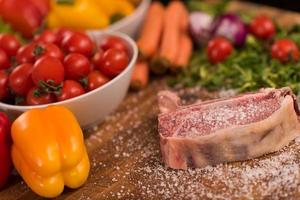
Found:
<box><xmin>159</xmin><ymin>1</ymin><xmax>189</xmax><ymax>66</ymax></box>
<box><xmin>178</xmin><ymin>2</ymin><xmax>189</xmax><ymax>32</ymax></box>
<box><xmin>137</xmin><ymin>2</ymin><xmax>164</xmax><ymax>59</ymax></box>
<box><xmin>130</xmin><ymin>61</ymin><xmax>149</xmax><ymax>90</ymax></box>
<box><xmin>174</xmin><ymin>33</ymin><xmax>193</xmax><ymax>69</ymax></box>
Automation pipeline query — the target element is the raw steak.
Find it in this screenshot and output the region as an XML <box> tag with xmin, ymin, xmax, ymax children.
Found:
<box><xmin>158</xmin><ymin>87</ymin><xmax>300</xmax><ymax>169</ymax></box>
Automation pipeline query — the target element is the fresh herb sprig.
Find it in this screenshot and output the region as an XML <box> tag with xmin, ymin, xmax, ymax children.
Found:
<box><xmin>187</xmin><ymin>0</ymin><xmax>229</xmax><ymax>15</ymax></box>
<box><xmin>171</xmin><ymin>30</ymin><xmax>300</xmax><ymax>95</ymax></box>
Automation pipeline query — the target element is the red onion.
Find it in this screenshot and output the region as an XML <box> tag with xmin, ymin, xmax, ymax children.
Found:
<box><xmin>211</xmin><ymin>13</ymin><xmax>248</xmax><ymax>47</ymax></box>
<box><xmin>189</xmin><ymin>12</ymin><xmax>213</xmax><ymax>46</ymax></box>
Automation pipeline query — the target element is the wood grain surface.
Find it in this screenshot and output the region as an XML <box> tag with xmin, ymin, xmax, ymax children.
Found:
<box><xmin>2</xmin><ymin>1</ymin><xmax>300</xmax><ymax>199</ymax></box>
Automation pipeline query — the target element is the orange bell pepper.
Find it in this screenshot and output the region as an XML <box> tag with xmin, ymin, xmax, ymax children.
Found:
<box><xmin>11</xmin><ymin>106</ymin><xmax>90</xmax><ymax>198</ymax></box>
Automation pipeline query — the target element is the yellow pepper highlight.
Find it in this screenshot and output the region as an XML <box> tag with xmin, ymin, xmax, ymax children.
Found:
<box><xmin>47</xmin><ymin>0</ymin><xmax>109</xmax><ymax>30</ymax></box>
<box><xmin>11</xmin><ymin>106</ymin><xmax>90</xmax><ymax>198</ymax></box>
<box><xmin>94</xmin><ymin>0</ymin><xmax>134</xmax><ymax>17</ymax></box>
<box><xmin>47</xmin><ymin>0</ymin><xmax>135</xmax><ymax>30</ymax></box>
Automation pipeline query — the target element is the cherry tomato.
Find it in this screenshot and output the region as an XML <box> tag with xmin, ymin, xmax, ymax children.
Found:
<box><xmin>64</xmin><ymin>53</ymin><xmax>90</xmax><ymax>80</ymax></box>
<box><xmin>92</xmin><ymin>49</ymin><xmax>104</xmax><ymax>69</ymax></box>
<box><xmin>61</xmin><ymin>32</ymin><xmax>94</xmax><ymax>57</ymax></box>
<box><xmin>32</xmin><ymin>56</ymin><xmax>65</xmax><ymax>86</ymax></box>
<box><xmin>0</xmin><ymin>49</ymin><xmax>10</xmax><ymax>70</ymax></box>
<box><xmin>0</xmin><ymin>34</ymin><xmax>21</xmax><ymax>56</ymax></box>
<box><xmin>0</xmin><ymin>70</ymin><xmax>9</xmax><ymax>100</ymax></box>
<box><xmin>57</xmin><ymin>80</ymin><xmax>85</xmax><ymax>101</ymax></box>
<box><xmin>249</xmin><ymin>15</ymin><xmax>275</xmax><ymax>40</ymax></box>
<box><xmin>16</xmin><ymin>43</ymin><xmax>36</xmax><ymax>64</ymax></box>
<box><xmin>26</xmin><ymin>87</ymin><xmax>55</xmax><ymax>105</ymax></box>
<box><xmin>271</xmin><ymin>39</ymin><xmax>299</xmax><ymax>63</ymax></box>
<box><xmin>34</xmin><ymin>30</ymin><xmax>57</xmax><ymax>44</ymax></box>
<box><xmin>53</xmin><ymin>28</ymin><xmax>74</xmax><ymax>46</ymax></box>
<box><xmin>9</xmin><ymin>63</ymin><xmax>34</xmax><ymax>96</ymax></box>
<box><xmin>87</xmin><ymin>70</ymin><xmax>109</xmax><ymax>91</ymax></box>
<box><xmin>34</xmin><ymin>43</ymin><xmax>64</xmax><ymax>61</ymax></box>
<box><xmin>99</xmin><ymin>49</ymin><xmax>129</xmax><ymax>77</ymax></box>
<box><xmin>207</xmin><ymin>37</ymin><xmax>233</xmax><ymax>64</ymax></box>
<box><xmin>100</xmin><ymin>36</ymin><xmax>127</xmax><ymax>52</ymax></box>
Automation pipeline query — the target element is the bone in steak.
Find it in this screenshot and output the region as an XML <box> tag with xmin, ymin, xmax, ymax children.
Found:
<box><xmin>158</xmin><ymin>87</ymin><xmax>300</xmax><ymax>169</ymax></box>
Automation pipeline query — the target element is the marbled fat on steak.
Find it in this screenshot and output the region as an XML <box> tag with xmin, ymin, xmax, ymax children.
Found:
<box><xmin>158</xmin><ymin>87</ymin><xmax>300</xmax><ymax>169</ymax></box>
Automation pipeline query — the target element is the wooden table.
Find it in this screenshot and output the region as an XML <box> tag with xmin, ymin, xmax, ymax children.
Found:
<box><xmin>2</xmin><ymin>1</ymin><xmax>300</xmax><ymax>199</ymax></box>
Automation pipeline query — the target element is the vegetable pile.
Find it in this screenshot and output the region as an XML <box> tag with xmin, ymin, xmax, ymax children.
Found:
<box><xmin>0</xmin><ymin>30</ymin><xmax>130</xmax><ymax>105</ymax></box>
<box><xmin>172</xmin><ymin>7</ymin><xmax>300</xmax><ymax>95</ymax></box>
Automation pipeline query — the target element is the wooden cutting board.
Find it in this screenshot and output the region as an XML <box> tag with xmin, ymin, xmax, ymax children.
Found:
<box><xmin>2</xmin><ymin>1</ymin><xmax>300</xmax><ymax>199</ymax></box>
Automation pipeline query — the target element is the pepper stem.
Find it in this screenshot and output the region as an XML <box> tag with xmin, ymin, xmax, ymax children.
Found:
<box><xmin>56</xmin><ymin>0</ymin><xmax>74</xmax><ymax>5</ymax></box>
<box><xmin>38</xmin><ymin>80</ymin><xmax>63</xmax><ymax>95</ymax></box>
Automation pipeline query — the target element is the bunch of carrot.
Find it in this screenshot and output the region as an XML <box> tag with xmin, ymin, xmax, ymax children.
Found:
<box><xmin>130</xmin><ymin>0</ymin><xmax>193</xmax><ymax>90</ymax></box>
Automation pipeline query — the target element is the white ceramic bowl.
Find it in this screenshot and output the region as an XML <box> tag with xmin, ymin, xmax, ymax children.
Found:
<box><xmin>87</xmin><ymin>0</ymin><xmax>151</xmax><ymax>38</ymax></box>
<box><xmin>0</xmin><ymin>32</ymin><xmax>138</xmax><ymax>129</ymax></box>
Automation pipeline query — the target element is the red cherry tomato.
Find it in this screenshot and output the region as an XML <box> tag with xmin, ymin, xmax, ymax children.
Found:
<box><xmin>0</xmin><ymin>49</ymin><xmax>10</xmax><ymax>70</ymax></box>
<box><xmin>99</xmin><ymin>49</ymin><xmax>129</xmax><ymax>77</ymax></box>
<box><xmin>34</xmin><ymin>30</ymin><xmax>57</xmax><ymax>44</ymax></box>
<box><xmin>249</xmin><ymin>15</ymin><xmax>275</xmax><ymax>40</ymax></box>
<box><xmin>9</xmin><ymin>63</ymin><xmax>34</xmax><ymax>96</ymax></box>
<box><xmin>53</xmin><ymin>28</ymin><xmax>74</xmax><ymax>46</ymax></box>
<box><xmin>16</xmin><ymin>43</ymin><xmax>36</xmax><ymax>64</ymax></box>
<box><xmin>26</xmin><ymin>87</ymin><xmax>55</xmax><ymax>105</ymax></box>
<box><xmin>34</xmin><ymin>43</ymin><xmax>64</xmax><ymax>61</ymax></box>
<box><xmin>100</xmin><ymin>36</ymin><xmax>127</xmax><ymax>52</ymax></box>
<box><xmin>0</xmin><ymin>34</ymin><xmax>21</xmax><ymax>56</ymax></box>
<box><xmin>64</xmin><ymin>53</ymin><xmax>90</xmax><ymax>80</ymax></box>
<box><xmin>57</xmin><ymin>80</ymin><xmax>85</xmax><ymax>101</ymax></box>
<box><xmin>61</xmin><ymin>32</ymin><xmax>94</xmax><ymax>57</ymax></box>
<box><xmin>207</xmin><ymin>37</ymin><xmax>233</xmax><ymax>64</ymax></box>
<box><xmin>271</xmin><ymin>39</ymin><xmax>299</xmax><ymax>63</ymax></box>
<box><xmin>92</xmin><ymin>49</ymin><xmax>104</xmax><ymax>69</ymax></box>
<box><xmin>0</xmin><ymin>70</ymin><xmax>9</xmax><ymax>100</ymax></box>
<box><xmin>87</xmin><ymin>70</ymin><xmax>109</xmax><ymax>91</ymax></box>
<box><xmin>32</xmin><ymin>56</ymin><xmax>65</xmax><ymax>86</ymax></box>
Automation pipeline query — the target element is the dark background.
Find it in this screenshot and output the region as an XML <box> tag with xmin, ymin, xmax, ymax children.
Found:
<box><xmin>246</xmin><ymin>0</ymin><xmax>300</xmax><ymax>12</ymax></box>
<box><xmin>161</xmin><ymin>0</ymin><xmax>300</xmax><ymax>12</ymax></box>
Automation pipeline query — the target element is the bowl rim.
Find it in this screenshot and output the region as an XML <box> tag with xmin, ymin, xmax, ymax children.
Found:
<box><xmin>87</xmin><ymin>0</ymin><xmax>151</xmax><ymax>33</ymax></box>
<box><xmin>0</xmin><ymin>31</ymin><xmax>138</xmax><ymax>110</ymax></box>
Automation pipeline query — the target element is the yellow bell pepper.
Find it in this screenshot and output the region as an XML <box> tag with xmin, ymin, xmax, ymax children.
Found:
<box><xmin>94</xmin><ymin>0</ymin><xmax>134</xmax><ymax>17</ymax></box>
<box><xmin>47</xmin><ymin>0</ymin><xmax>109</xmax><ymax>30</ymax></box>
<box><xmin>11</xmin><ymin>106</ymin><xmax>90</xmax><ymax>198</ymax></box>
